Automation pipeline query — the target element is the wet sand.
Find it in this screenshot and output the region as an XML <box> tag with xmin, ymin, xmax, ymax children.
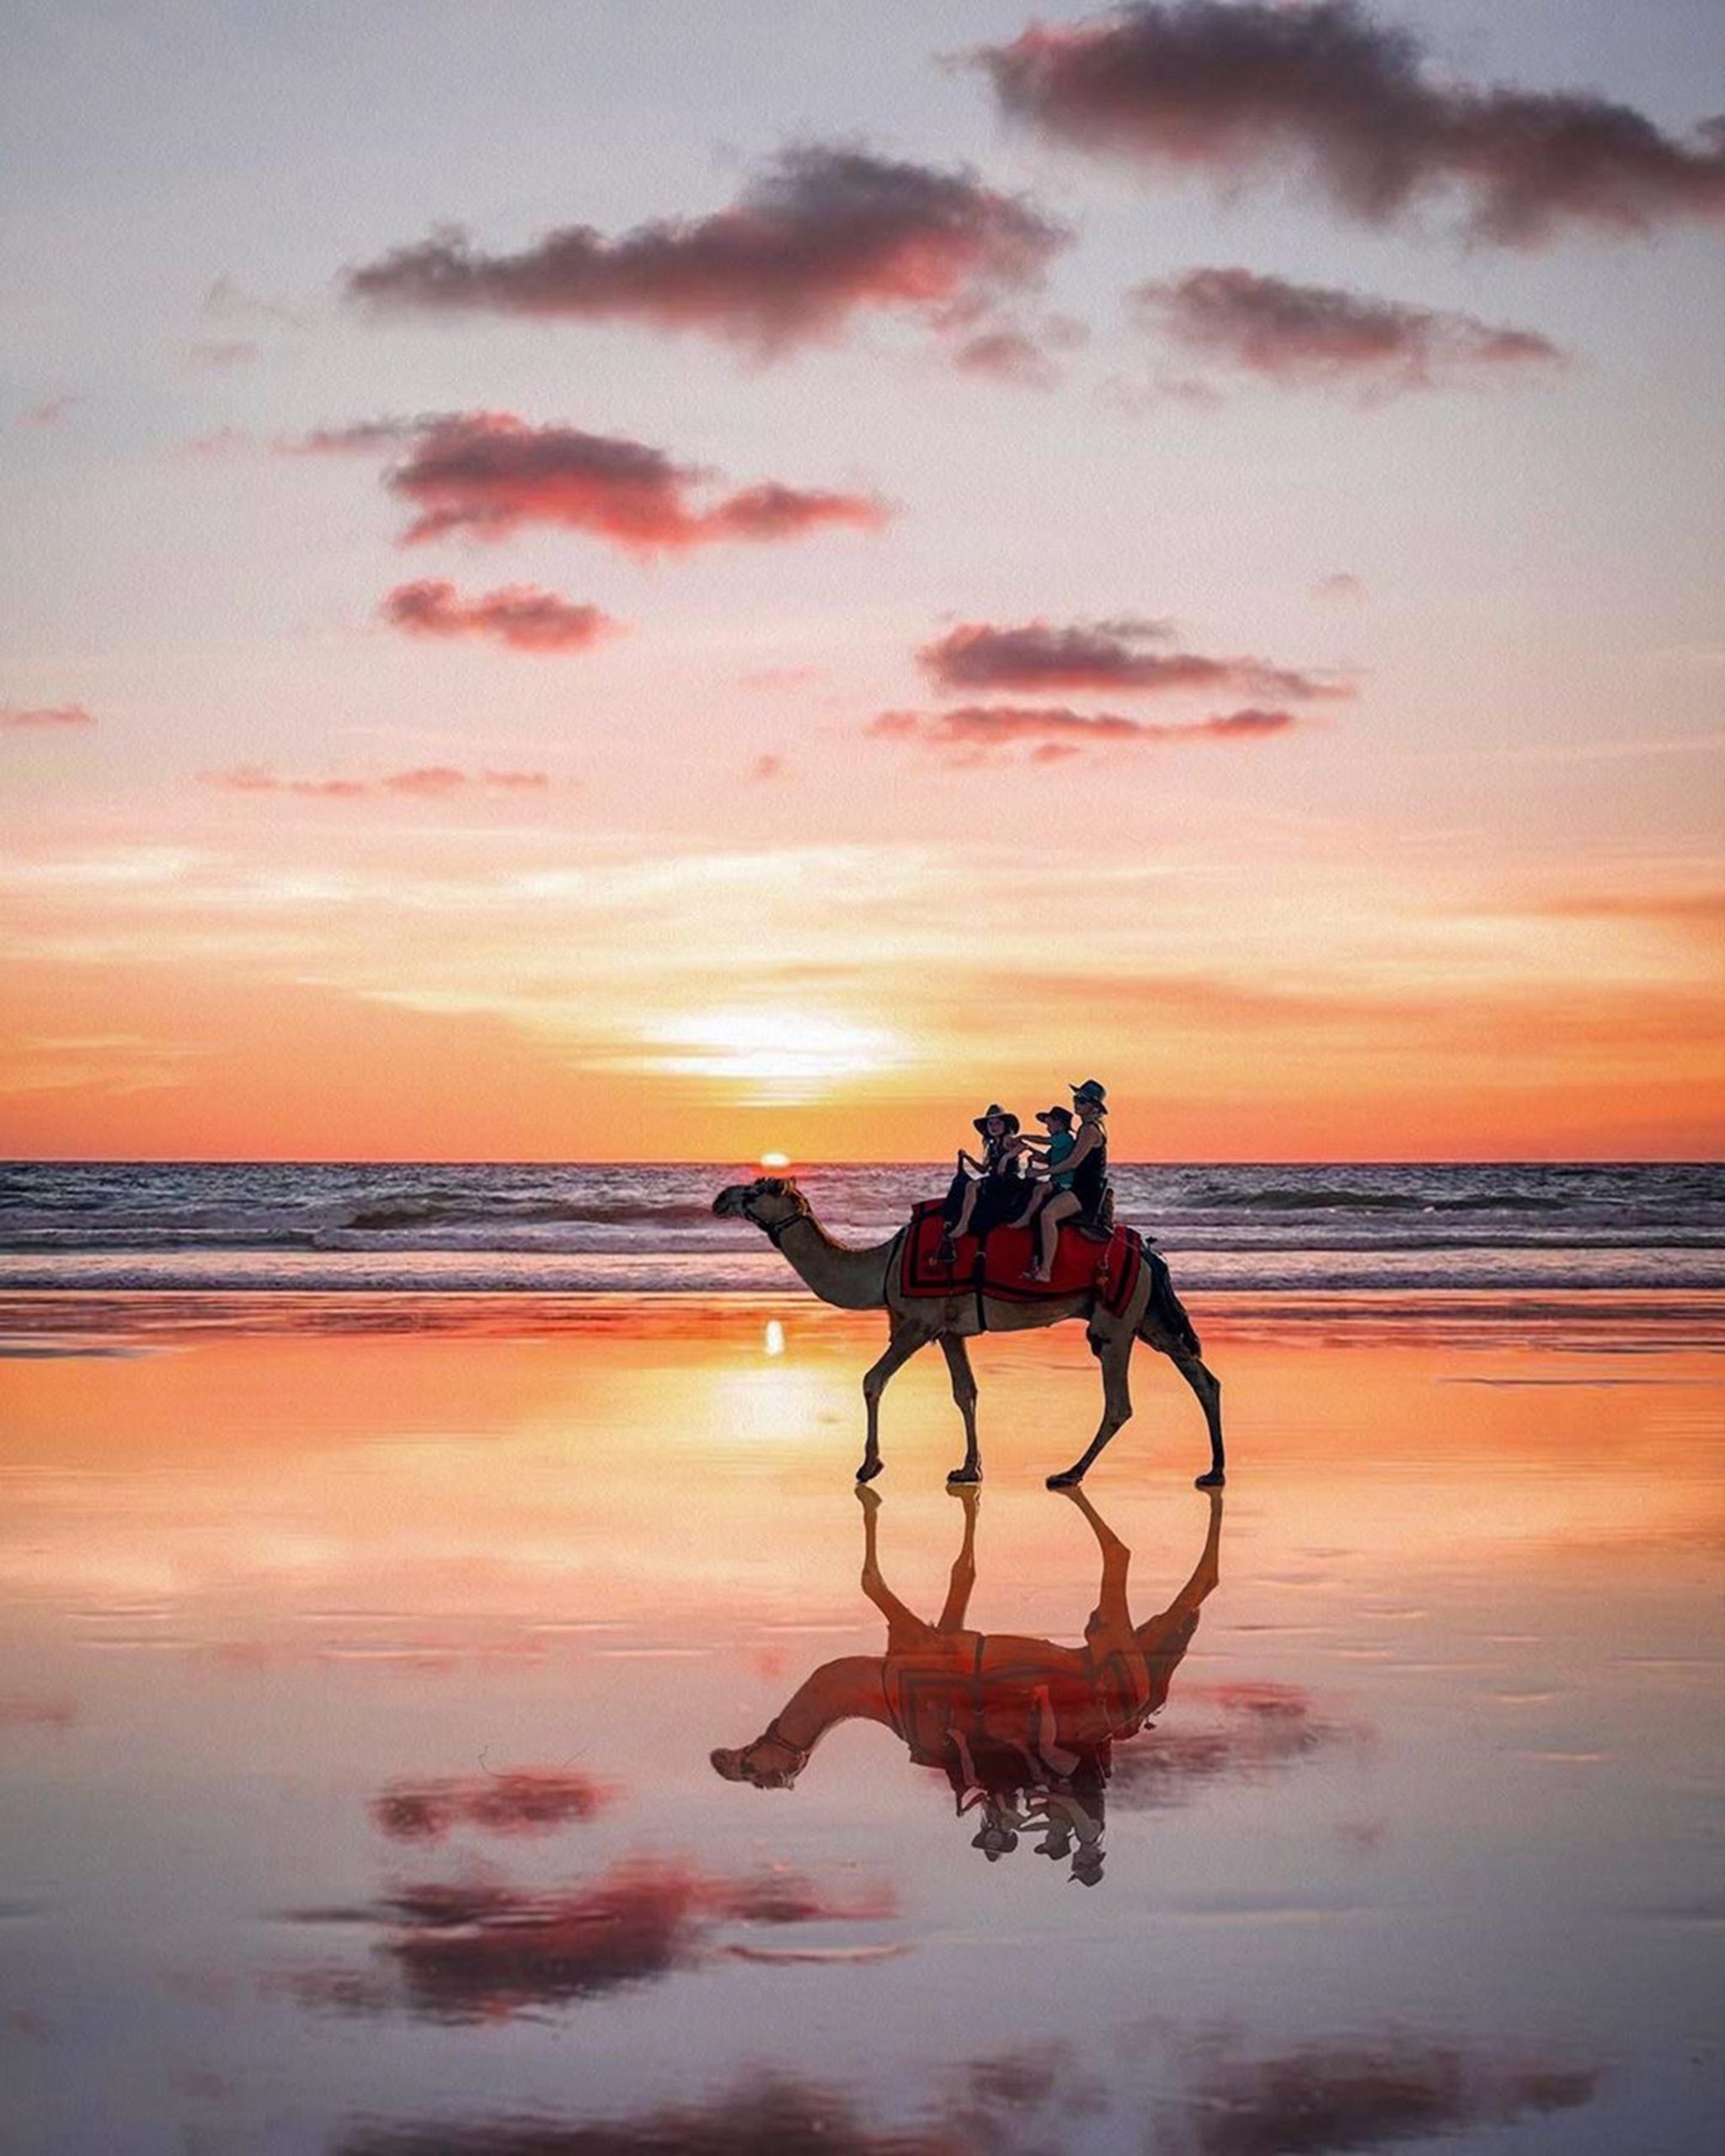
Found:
<box><xmin>2</xmin><ymin>1293</ymin><xmax>1721</xmax><ymax>2154</ymax></box>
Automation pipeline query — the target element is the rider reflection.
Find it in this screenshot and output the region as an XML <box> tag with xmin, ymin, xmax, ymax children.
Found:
<box><xmin>712</xmin><ymin>1483</ymin><xmax>1224</xmax><ymax>1885</ymax></box>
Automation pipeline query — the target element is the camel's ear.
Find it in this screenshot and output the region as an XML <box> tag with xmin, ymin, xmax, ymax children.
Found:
<box><xmin>760</xmin><ymin>1177</ymin><xmax>786</xmax><ymax>1196</ymax></box>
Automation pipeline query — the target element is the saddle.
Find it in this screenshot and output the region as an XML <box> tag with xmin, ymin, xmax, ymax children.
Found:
<box><xmin>899</xmin><ymin>1201</ymin><xmax>1145</xmax><ymax>1319</ymax></box>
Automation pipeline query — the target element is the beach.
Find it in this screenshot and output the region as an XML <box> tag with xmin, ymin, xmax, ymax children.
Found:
<box><xmin>3</xmin><ymin>1255</ymin><xmax>1721</xmax><ymax>2153</ymax></box>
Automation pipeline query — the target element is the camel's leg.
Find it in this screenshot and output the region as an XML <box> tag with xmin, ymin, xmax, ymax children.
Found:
<box><xmin>1045</xmin><ymin>1331</ymin><xmax>1135</xmax><ymax>1490</ymax></box>
<box><xmin>936</xmin><ymin>1481</ymin><xmax>980</xmax><ymax>1631</ymax></box>
<box><xmin>856</xmin><ymin>1326</ymin><xmax>931</xmax><ymax>1484</ymax></box>
<box><xmin>1142</xmin><ymin>1485</ymin><xmax>1225</xmax><ymax>1634</ymax></box>
<box><xmin>855</xmin><ymin>1485</ymin><xmax>937</xmax><ymax>1647</ymax></box>
<box><xmin>939</xmin><ymin>1334</ymin><xmax>983</xmax><ymax>1484</ymax></box>
<box><xmin>1167</xmin><ymin>1348</ymin><xmax>1226</xmax><ymax>1487</ymax></box>
<box><xmin>1060</xmin><ymin>1484</ymin><xmax>1132</xmax><ymax>1634</ymax></box>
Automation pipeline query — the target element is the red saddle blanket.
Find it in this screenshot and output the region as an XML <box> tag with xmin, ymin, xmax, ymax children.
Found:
<box><xmin>899</xmin><ymin>1200</ymin><xmax>1144</xmax><ymax>1318</ymax></box>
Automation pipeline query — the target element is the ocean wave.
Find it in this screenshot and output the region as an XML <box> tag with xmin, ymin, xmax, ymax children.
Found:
<box><xmin>1199</xmin><ymin>1185</ymin><xmax>1576</xmax><ymax>1214</ymax></box>
<box><xmin>339</xmin><ymin>1196</ymin><xmax>721</xmax><ymax>1232</ymax></box>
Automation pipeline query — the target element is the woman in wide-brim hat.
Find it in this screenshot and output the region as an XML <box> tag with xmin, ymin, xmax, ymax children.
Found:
<box><xmin>937</xmin><ymin>1103</ymin><xmax>1030</xmax><ymax>1262</ymax></box>
<box><xmin>1023</xmin><ymin>1081</ymin><xmax>1110</xmax><ymax>1282</ymax></box>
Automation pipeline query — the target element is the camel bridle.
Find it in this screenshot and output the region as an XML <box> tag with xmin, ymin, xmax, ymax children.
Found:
<box><xmin>743</xmin><ymin>1716</ymin><xmax>811</xmax><ymax>1788</ymax></box>
<box><xmin>740</xmin><ymin>1181</ymin><xmax>813</xmax><ymax>1247</ymax></box>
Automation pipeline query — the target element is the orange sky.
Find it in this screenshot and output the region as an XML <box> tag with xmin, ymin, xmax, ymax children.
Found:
<box><xmin>3</xmin><ymin>3</ymin><xmax>1722</xmax><ymax>1160</ymax></box>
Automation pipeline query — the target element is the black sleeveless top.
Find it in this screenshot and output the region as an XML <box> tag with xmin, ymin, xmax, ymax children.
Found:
<box><xmin>1071</xmin><ymin>1131</ymin><xmax>1108</xmax><ymax>1215</ymax></box>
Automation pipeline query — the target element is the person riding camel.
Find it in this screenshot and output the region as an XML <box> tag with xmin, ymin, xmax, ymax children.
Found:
<box><xmin>937</xmin><ymin>1104</ymin><xmax>1029</xmax><ymax>1266</ymax></box>
<box><xmin>1009</xmin><ymin>1104</ymin><xmax>1077</xmax><ymax>1234</ymax></box>
<box><xmin>1023</xmin><ymin>1080</ymin><xmax>1111</xmax><ymax>1284</ymax></box>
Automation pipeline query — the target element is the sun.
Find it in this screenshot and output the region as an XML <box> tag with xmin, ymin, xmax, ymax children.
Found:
<box><xmin>758</xmin><ymin>1150</ymin><xmax>791</xmax><ymax>1170</ymax></box>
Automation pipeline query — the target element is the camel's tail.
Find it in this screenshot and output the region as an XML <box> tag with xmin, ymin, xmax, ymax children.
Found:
<box><xmin>1140</xmin><ymin>1247</ymin><xmax>1202</xmax><ymax>1358</ymax></box>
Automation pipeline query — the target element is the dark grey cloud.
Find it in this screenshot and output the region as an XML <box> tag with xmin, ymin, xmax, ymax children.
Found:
<box><xmin>344</xmin><ymin>145</ymin><xmax>1067</xmax><ymax>355</ymax></box>
<box><xmin>974</xmin><ymin>2</ymin><xmax>1725</xmax><ymax>243</ymax></box>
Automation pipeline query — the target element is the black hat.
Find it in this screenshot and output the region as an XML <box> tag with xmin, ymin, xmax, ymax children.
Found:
<box><xmin>1034</xmin><ymin>1105</ymin><xmax>1073</xmax><ymax>1128</ymax></box>
<box><xmin>973</xmin><ymin>1103</ymin><xmax>1021</xmax><ymax>1135</ymax></box>
<box><xmin>1070</xmin><ymin>1078</ymin><xmax>1108</xmax><ymax>1106</ymax></box>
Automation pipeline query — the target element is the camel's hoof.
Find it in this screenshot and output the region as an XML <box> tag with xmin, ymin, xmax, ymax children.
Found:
<box><xmin>1195</xmin><ymin>1470</ymin><xmax>1226</xmax><ymax>1489</ymax></box>
<box><xmin>946</xmin><ymin>1468</ymin><xmax>981</xmax><ymax>1487</ymax></box>
<box><xmin>855</xmin><ymin>1459</ymin><xmax>884</xmax><ymax>1485</ymax></box>
<box><xmin>1045</xmin><ymin>1470</ymin><xmax>1084</xmax><ymax>1491</ymax></box>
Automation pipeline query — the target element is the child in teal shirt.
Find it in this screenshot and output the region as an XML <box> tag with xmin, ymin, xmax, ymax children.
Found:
<box><xmin>1011</xmin><ymin>1106</ymin><xmax>1076</xmax><ymax>1230</ymax></box>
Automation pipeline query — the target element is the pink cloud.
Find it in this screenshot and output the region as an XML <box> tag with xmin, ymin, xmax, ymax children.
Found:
<box><xmin>2</xmin><ymin>703</ymin><xmax>97</xmax><ymax>730</ymax></box>
<box><xmin>1132</xmin><ymin>267</ymin><xmax>1565</xmax><ymax>396</ymax></box>
<box><xmin>381</xmin><ymin>579</ymin><xmax>620</xmax><ymax>654</ymax></box>
<box><xmin>201</xmin><ymin>766</ymin><xmax>547</xmax><ymax>799</ymax></box>
<box><xmin>286</xmin><ymin>411</ymin><xmax>888</xmax><ymax>553</ymax></box>
<box><xmin>871</xmin><ymin>702</ymin><xmax>1301</xmax><ymax>759</ymax></box>
<box><xmin>917</xmin><ymin>618</ymin><xmax>1346</xmax><ymax>701</ymax></box>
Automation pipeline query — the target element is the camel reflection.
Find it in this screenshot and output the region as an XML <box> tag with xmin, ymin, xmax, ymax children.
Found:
<box><xmin>713</xmin><ymin>1485</ymin><xmax>1223</xmax><ymax>1884</ymax></box>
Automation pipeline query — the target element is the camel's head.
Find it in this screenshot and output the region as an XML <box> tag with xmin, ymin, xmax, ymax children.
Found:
<box><xmin>712</xmin><ymin>1177</ymin><xmax>809</xmax><ymax>1239</ymax></box>
<box><xmin>709</xmin><ymin>1732</ymin><xmax>806</xmax><ymax>1790</ymax></box>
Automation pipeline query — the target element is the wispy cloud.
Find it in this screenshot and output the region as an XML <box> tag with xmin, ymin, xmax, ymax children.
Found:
<box><xmin>1130</xmin><ymin>267</ymin><xmax>1565</xmax><ymax>397</ymax></box>
<box><xmin>918</xmin><ymin>618</ymin><xmax>1348</xmax><ymax>701</ymax></box>
<box><xmin>184</xmin><ymin>339</ymin><xmax>260</xmax><ymax>370</ymax></box>
<box><xmin>202</xmin><ymin>766</ymin><xmax>549</xmax><ymax>799</ymax></box>
<box><xmin>3</xmin><ymin>704</ymin><xmax>97</xmax><ymax>730</ymax></box>
<box><xmin>871</xmin><ymin>702</ymin><xmax>1299</xmax><ymax>760</ymax></box>
<box><xmin>1314</xmin><ymin>571</ymin><xmax>1365</xmax><ymax>602</ymax></box>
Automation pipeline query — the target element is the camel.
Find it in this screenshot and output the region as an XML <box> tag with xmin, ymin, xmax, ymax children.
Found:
<box><xmin>711</xmin><ymin>1177</ymin><xmax>1225</xmax><ymax>1488</ymax></box>
<box><xmin>711</xmin><ymin>1482</ymin><xmax>1226</xmax><ymax>1883</ymax></box>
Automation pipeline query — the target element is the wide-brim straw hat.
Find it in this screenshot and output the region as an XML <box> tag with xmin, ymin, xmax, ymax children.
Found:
<box><xmin>973</xmin><ymin>1103</ymin><xmax>1021</xmax><ymax>1134</ymax></box>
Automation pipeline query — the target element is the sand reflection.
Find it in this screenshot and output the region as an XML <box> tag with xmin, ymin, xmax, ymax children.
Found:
<box><xmin>713</xmin><ymin>1485</ymin><xmax>1225</xmax><ymax>1885</ymax></box>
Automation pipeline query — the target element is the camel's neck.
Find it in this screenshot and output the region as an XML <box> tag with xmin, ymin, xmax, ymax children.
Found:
<box><xmin>770</xmin><ymin>1212</ymin><xmax>895</xmax><ymax>1310</ymax></box>
<box><xmin>769</xmin><ymin>1656</ymin><xmax>891</xmax><ymax>1753</ymax></box>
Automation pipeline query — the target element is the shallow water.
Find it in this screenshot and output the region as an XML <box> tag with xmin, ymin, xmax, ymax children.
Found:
<box><xmin>2</xmin><ymin>1294</ymin><xmax>1721</xmax><ymax>2154</ymax></box>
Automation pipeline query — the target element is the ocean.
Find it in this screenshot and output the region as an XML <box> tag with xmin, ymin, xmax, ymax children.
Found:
<box><xmin>2</xmin><ymin>1159</ymin><xmax>1720</xmax><ymax>1298</ymax></box>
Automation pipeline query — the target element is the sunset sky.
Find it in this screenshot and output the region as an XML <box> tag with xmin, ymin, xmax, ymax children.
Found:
<box><xmin>3</xmin><ymin>0</ymin><xmax>1722</xmax><ymax>1161</ymax></box>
